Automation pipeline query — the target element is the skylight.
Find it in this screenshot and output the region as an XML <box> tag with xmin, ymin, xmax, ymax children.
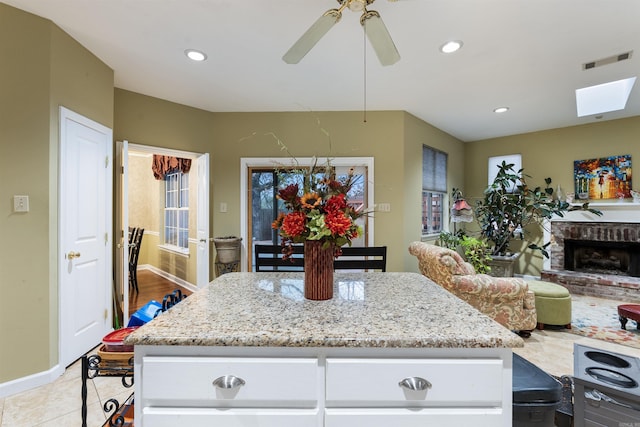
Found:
<box><xmin>575</xmin><ymin>77</ymin><xmax>636</xmax><ymax>117</ymax></box>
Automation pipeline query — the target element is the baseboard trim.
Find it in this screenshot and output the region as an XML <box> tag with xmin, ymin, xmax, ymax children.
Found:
<box><xmin>0</xmin><ymin>364</ymin><xmax>64</xmax><ymax>398</ymax></box>
<box><xmin>138</xmin><ymin>264</ymin><xmax>198</xmax><ymax>293</ymax></box>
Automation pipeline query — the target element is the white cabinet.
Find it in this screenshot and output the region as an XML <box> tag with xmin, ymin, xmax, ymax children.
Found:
<box><xmin>134</xmin><ymin>346</ymin><xmax>512</xmax><ymax>426</ymax></box>
<box><xmin>142</xmin><ymin>356</ymin><xmax>318</xmax><ymax>407</ymax></box>
<box><xmin>325</xmin><ymin>358</ymin><xmax>503</xmax><ymax>407</ymax></box>
<box><xmin>324</xmin><ymin>408</ymin><xmax>504</xmax><ymax>427</ymax></box>
<box><xmin>143</xmin><ymin>408</ymin><xmax>319</xmax><ymax>427</ymax></box>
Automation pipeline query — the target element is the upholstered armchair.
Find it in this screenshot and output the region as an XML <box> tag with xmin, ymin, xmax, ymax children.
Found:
<box><xmin>408</xmin><ymin>241</ymin><xmax>536</xmax><ymax>333</ymax></box>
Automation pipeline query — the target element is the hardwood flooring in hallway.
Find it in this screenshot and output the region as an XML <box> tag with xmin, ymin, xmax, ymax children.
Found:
<box><xmin>127</xmin><ymin>269</ymin><xmax>193</xmax><ymax>317</ymax></box>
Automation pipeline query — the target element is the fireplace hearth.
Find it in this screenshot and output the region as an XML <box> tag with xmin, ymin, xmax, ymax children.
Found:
<box><xmin>542</xmin><ymin>221</ymin><xmax>640</xmax><ymax>303</ymax></box>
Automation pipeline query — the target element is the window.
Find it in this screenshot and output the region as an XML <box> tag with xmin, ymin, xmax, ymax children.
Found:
<box><xmin>242</xmin><ymin>157</ymin><xmax>373</xmax><ymax>271</ymax></box>
<box><xmin>164</xmin><ymin>171</ymin><xmax>189</xmax><ymax>253</ymax></box>
<box><xmin>422</xmin><ymin>145</ymin><xmax>447</xmax><ymax>235</ymax></box>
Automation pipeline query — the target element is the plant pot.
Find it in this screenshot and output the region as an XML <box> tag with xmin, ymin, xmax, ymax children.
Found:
<box><xmin>487</xmin><ymin>252</ymin><xmax>520</xmax><ymax>277</ymax></box>
<box><xmin>304</xmin><ymin>240</ymin><xmax>334</xmax><ymax>300</ymax></box>
<box><xmin>213</xmin><ymin>237</ymin><xmax>242</xmax><ymax>264</ymax></box>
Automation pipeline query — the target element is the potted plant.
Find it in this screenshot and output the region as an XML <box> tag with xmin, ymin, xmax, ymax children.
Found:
<box><xmin>437</xmin><ymin>231</ymin><xmax>492</xmax><ymax>274</ymax></box>
<box><xmin>474</xmin><ymin>161</ymin><xmax>601</xmax><ymax>274</ymax></box>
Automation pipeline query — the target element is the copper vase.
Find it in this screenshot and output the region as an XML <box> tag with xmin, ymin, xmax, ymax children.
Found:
<box><xmin>304</xmin><ymin>240</ymin><xmax>334</xmax><ymax>300</ymax></box>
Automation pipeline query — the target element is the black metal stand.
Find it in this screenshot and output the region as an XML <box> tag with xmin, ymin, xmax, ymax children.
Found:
<box><xmin>81</xmin><ymin>353</ymin><xmax>134</xmax><ymax>427</ymax></box>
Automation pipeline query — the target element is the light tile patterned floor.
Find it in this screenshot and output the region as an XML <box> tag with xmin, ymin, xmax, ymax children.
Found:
<box><xmin>1</xmin><ymin>295</ymin><xmax>638</xmax><ymax>426</ymax></box>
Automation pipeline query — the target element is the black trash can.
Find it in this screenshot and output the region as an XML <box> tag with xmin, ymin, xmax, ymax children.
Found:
<box><xmin>513</xmin><ymin>353</ymin><xmax>563</xmax><ymax>427</ymax></box>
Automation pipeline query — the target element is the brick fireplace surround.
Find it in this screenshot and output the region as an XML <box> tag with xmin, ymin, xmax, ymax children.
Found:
<box><xmin>542</xmin><ymin>209</ymin><xmax>640</xmax><ymax>304</ymax></box>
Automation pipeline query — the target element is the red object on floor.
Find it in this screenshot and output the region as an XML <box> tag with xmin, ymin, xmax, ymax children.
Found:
<box><xmin>617</xmin><ymin>304</ymin><xmax>640</xmax><ymax>330</ymax></box>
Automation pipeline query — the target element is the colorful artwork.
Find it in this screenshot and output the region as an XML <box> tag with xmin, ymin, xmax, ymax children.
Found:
<box><xmin>573</xmin><ymin>155</ymin><xmax>632</xmax><ymax>200</ymax></box>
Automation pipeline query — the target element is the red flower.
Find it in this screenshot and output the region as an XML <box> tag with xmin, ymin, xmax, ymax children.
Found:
<box><xmin>281</xmin><ymin>211</ymin><xmax>306</xmax><ymax>237</ymax></box>
<box><xmin>325</xmin><ymin>194</ymin><xmax>346</xmax><ymax>212</ymax></box>
<box><xmin>277</xmin><ymin>184</ymin><xmax>300</xmax><ymax>207</ymax></box>
<box><xmin>325</xmin><ymin>210</ymin><xmax>352</xmax><ymax>236</ymax></box>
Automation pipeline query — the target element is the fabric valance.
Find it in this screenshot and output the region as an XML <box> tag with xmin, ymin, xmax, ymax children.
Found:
<box><xmin>152</xmin><ymin>155</ymin><xmax>192</xmax><ymax>180</ymax></box>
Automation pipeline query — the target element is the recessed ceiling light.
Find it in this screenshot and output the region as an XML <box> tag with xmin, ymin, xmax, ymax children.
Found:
<box><xmin>494</xmin><ymin>107</ymin><xmax>509</xmax><ymax>113</ymax></box>
<box><xmin>185</xmin><ymin>49</ymin><xmax>207</xmax><ymax>62</ymax></box>
<box><xmin>440</xmin><ymin>40</ymin><xmax>463</xmax><ymax>54</ymax></box>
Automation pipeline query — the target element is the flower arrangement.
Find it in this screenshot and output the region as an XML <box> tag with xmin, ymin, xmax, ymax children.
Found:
<box><xmin>271</xmin><ymin>159</ymin><xmax>365</xmax><ymax>259</ymax></box>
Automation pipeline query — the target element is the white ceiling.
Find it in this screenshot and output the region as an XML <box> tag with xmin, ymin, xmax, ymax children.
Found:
<box><xmin>4</xmin><ymin>0</ymin><xmax>640</xmax><ymax>141</ymax></box>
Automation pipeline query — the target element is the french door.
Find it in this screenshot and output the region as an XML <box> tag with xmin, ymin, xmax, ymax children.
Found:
<box><xmin>241</xmin><ymin>158</ymin><xmax>374</xmax><ymax>272</ymax></box>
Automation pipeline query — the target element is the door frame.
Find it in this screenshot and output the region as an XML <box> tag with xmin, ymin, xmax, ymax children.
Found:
<box><xmin>240</xmin><ymin>157</ymin><xmax>375</xmax><ymax>272</ymax></box>
<box><xmin>116</xmin><ymin>143</ymin><xmax>209</xmax><ymax>319</ymax></box>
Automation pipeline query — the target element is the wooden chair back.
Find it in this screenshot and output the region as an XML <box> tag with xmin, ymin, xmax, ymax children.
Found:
<box><xmin>334</xmin><ymin>246</ymin><xmax>387</xmax><ymax>272</ymax></box>
<box><xmin>254</xmin><ymin>244</ymin><xmax>304</xmax><ymax>271</ymax></box>
<box><xmin>254</xmin><ymin>244</ymin><xmax>387</xmax><ymax>272</ymax></box>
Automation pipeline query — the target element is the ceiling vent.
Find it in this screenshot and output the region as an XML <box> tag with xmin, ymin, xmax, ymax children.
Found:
<box><xmin>583</xmin><ymin>51</ymin><xmax>633</xmax><ymax>70</ymax></box>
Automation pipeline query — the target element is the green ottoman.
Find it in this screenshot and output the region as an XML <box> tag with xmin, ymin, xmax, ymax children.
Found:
<box><xmin>526</xmin><ymin>280</ymin><xmax>572</xmax><ymax>330</ymax></box>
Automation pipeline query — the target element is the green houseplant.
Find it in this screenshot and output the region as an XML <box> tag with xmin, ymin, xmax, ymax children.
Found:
<box><xmin>437</xmin><ymin>231</ymin><xmax>492</xmax><ymax>274</ymax></box>
<box><xmin>475</xmin><ymin>161</ymin><xmax>601</xmax><ymax>259</ymax></box>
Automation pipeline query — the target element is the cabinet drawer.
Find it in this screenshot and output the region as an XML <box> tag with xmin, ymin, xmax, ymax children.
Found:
<box><xmin>143</xmin><ymin>407</ymin><xmax>319</xmax><ymax>427</ymax></box>
<box><xmin>326</xmin><ymin>358</ymin><xmax>504</xmax><ymax>406</ymax></box>
<box><xmin>325</xmin><ymin>408</ymin><xmax>503</xmax><ymax>426</ymax></box>
<box><xmin>141</xmin><ymin>356</ymin><xmax>318</xmax><ymax>407</ymax></box>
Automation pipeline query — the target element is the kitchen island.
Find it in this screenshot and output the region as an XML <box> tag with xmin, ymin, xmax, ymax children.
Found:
<box><xmin>126</xmin><ymin>272</ymin><xmax>523</xmax><ymax>426</ymax></box>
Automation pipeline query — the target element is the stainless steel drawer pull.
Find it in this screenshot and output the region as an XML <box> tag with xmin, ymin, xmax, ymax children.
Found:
<box><xmin>213</xmin><ymin>375</ymin><xmax>246</xmax><ymax>390</ymax></box>
<box><xmin>399</xmin><ymin>376</ymin><xmax>432</xmax><ymax>391</ymax></box>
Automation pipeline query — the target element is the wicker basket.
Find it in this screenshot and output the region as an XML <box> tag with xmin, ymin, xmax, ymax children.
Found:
<box><xmin>96</xmin><ymin>345</ymin><xmax>134</xmax><ymax>374</ymax></box>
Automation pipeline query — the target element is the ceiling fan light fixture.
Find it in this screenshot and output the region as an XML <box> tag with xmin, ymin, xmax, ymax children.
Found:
<box><xmin>440</xmin><ymin>40</ymin><xmax>463</xmax><ymax>54</ymax></box>
<box><xmin>185</xmin><ymin>49</ymin><xmax>207</xmax><ymax>62</ymax></box>
<box><xmin>348</xmin><ymin>0</ymin><xmax>367</xmax><ymax>12</ymax></box>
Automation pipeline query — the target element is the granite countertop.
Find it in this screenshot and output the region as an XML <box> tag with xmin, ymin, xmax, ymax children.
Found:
<box><xmin>125</xmin><ymin>272</ymin><xmax>523</xmax><ymax>349</ymax></box>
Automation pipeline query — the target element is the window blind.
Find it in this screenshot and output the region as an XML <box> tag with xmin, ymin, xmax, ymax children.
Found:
<box><xmin>422</xmin><ymin>145</ymin><xmax>447</xmax><ymax>192</ymax></box>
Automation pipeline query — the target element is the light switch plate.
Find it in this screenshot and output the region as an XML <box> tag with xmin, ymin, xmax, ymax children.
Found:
<box><xmin>378</xmin><ymin>203</ymin><xmax>391</xmax><ymax>212</ymax></box>
<box><xmin>13</xmin><ymin>195</ymin><xmax>29</xmax><ymax>212</ymax></box>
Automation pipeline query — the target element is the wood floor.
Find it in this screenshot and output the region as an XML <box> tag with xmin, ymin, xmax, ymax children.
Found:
<box><xmin>128</xmin><ymin>269</ymin><xmax>193</xmax><ymax>317</ymax></box>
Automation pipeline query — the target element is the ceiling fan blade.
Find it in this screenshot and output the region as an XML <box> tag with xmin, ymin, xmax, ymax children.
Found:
<box><xmin>283</xmin><ymin>9</ymin><xmax>342</xmax><ymax>64</ymax></box>
<box><xmin>361</xmin><ymin>10</ymin><xmax>400</xmax><ymax>66</ymax></box>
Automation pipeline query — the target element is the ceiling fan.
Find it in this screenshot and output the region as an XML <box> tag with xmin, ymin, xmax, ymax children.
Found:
<box><xmin>282</xmin><ymin>0</ymin><xmax>401</xmax><ymax>66</ymax></box>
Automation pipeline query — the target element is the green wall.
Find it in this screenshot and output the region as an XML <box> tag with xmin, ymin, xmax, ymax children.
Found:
<box><xmin>464</xmin><ymin>116</ymin><xmax>640</xmax><ymax>276</ymax></box>
<box><xmin>114</xmin><ymin>95</ymin><xmax>467</xmax><ymax>273</ymax></box>
<box><xmin>0</xmin><ymin>3</ymin><xmax>113</xmax><ymax>385</ymax></box>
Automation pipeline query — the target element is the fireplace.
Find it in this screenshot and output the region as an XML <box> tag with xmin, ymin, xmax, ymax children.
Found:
<box><xmin>564</xmin><ymin>239</ymin><xmax>640</xmax><ymax>277</ymax></box>
<box><xmin>542</xmin><ymin>221</ymin><xmax>640</xmax><ymax>303</ymax></box>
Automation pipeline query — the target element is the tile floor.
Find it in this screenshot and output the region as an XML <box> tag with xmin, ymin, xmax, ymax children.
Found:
<box><xmin>1</xmin><ymin>296</ymin><xmax>639</xmax><ymax>426</ymax></box>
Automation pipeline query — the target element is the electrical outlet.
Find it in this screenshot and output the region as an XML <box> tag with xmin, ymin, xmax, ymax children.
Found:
<box><xmin>378</xmin><ymin>203</ymin><xmax>391</xmax><ymax>212</ymax></box>
<box><xmin>13</xmin><ymin>195</ymin><xmax>29</xmax><ymax>212</ymax></box>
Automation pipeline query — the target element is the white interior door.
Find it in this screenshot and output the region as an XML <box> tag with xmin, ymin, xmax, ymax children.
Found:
<box><xmin>115</xmin><ymin>140</ymin><xmax>129</xmax><ymax>327</ymax></box>
<box><xmin>59</xmin><ymin>107</ymin><xmax>113</xmax><ymax>367</ymax></box>
<box><xmin>197</xmin><ymin>153</ymin><xmax>210</xmax><ymax>287</ymax></box>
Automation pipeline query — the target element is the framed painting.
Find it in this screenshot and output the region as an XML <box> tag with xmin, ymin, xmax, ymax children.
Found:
<box><xmin>573</xmin><ymin>154</ymin><xmax>632</xmax><ymax>200</ymax></box>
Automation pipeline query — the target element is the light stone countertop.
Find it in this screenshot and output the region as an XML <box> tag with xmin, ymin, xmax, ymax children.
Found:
<box><xmin>125</xmin><ymin>272</ymin><xmax>524</xmax><ymax>349</ymax></box>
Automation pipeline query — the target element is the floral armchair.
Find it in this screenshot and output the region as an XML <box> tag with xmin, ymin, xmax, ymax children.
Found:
<box><xmin>409</xmin><ymin>241</ymin><xmax>536</xmax><ymax>333</ymax></box>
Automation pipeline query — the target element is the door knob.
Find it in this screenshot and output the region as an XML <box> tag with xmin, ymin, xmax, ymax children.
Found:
<box><xmin>67</xmin><ymin>251</ymin><xmax>81</xmax><ymax>260</ymax></box>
